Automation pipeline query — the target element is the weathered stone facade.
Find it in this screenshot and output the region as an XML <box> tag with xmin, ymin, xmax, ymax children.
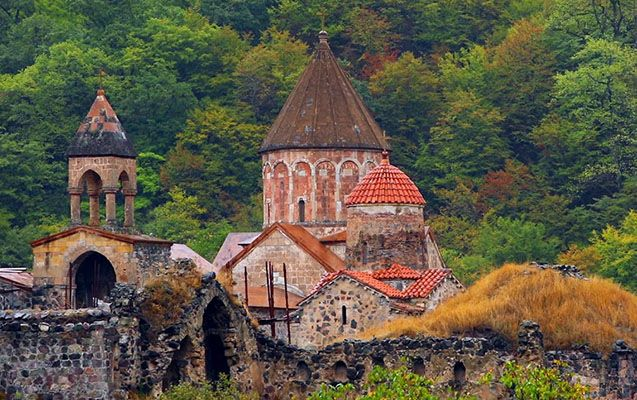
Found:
<box><xmin>346</xmin><ymin>205</ymin><xmax>442</xmax><ymax>271</ymax></box>
<box><xmin>0</xmin><ymin>281</ymin><xmax>31</xmax><ymax>310</ymax></box>
<box><xmin>230</xmin><ymin>229</ymin><xmax>334</xmax><ymax>297</ymax></box>
<box><xmin>292</xmin><ymin>277</ymin><xmax>396</xmax><ymax>349</ymax></box>
<box><xmin>262</xmin><ymin>149</ymin><xmax>382</xmax><ymax>229</ymax></box>
<box><xmin>30</xmin><ymin>227</ymin><xmax>171</xmax><ymax>309</ymax></box>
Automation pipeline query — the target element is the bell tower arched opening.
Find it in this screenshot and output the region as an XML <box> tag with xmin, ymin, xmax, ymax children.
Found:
<box><xmin>73</xmin><ymin>251</ymin><xmax>116</xmax><ymax>308</ymax></box>
<box><xmin>203</xmin><ymin>297</ymin><xmax>231</xmax><ymax>381</ymax></box>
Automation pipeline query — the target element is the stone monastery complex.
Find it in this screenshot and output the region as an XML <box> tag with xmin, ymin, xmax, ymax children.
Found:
<box><xmin>0</xmin><ymin>32</ymin><xmax>636</xmax><ymax>399</ymax></box>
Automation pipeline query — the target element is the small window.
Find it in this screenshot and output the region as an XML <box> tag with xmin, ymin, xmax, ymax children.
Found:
<box><xmin>298</xmin><ymin>199</ymin><xmax>306</xmax><ymax>222</ymax></box>
<box><xmin>361</xmin><ymin>241</ymin><xmax>368</xmax><ymax>264</ymax></box>
<box><xmin>341</xmin><ymin>305</ymin><xmax>347</xmax><ymax>325</ymax></box>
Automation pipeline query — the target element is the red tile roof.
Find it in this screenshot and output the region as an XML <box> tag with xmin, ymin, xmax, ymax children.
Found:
<box><xmin>371</xmin><ymin>263</ymin><xmax>423</xmax><ymax>280</ymax></box>
<box><xmin>67</xmin><ymin>89</ymin><xmax>136</xmax><ymax>158</ymax></box>
<box><xmin>345</xmin><ymin>152</ymin><xmax>425</xmax><ymax>206</ymax></box>
<box><xmin>304</xmin><ymin>265</ymin><xmax>454</xmax><ymax>304</ymax></box>
<box><xmin>403</xmin><ymin>269</ymin><xmax>453</xmax><ymax>298</ymax></box>
<box><xmin>223</xmin><ymin>223</ymin><xmax>345</xmax><ymax>273</ymax></box>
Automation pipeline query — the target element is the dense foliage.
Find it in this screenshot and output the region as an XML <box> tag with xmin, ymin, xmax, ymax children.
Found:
<box><xmin>307</xmin><ymin>363</ymin><xmax>586</xmax><ymax>399</ymax></box>
<box><xmin>1</xmin><ymin>0</ymin><xmax>636</xmax><ymax>290</ymax></box>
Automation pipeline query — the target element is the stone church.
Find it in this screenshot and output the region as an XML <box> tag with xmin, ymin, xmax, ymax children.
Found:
<box><xmin>217</xmin><ymin>32</ymin><xmax>462</xmax><ymax>348</ymax></box>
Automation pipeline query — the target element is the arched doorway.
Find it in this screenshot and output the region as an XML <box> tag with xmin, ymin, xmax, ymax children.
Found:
<box><xmin>73</xmin><ymin>252</ymin><xmax>116</xmax><ymax>308</ymax></box>
<box><xmin>203</xmin><ymin>297</ymin><xmax>231</xmax><ymax>381</ymax></box>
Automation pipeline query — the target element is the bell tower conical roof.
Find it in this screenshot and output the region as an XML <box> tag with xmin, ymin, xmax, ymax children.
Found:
<box><xmin>67</xmin><ymin>89</ymin><xmax>136</xmax><ymax>158</ymax></box>
<box><xmin>260</xmin><ymin>31</ymin><xmax>389</xmax><ymax>153</ymax></box>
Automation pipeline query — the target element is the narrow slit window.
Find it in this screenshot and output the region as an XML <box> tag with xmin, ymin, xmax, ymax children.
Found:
<box><xmin>298</xmin><ymin>199</ymin><xmax>305</xmax><ymax>222</ymax></box>
<box><xmin>341</xmin><ymin>305</ymin><xmax>347</xmax><ymax>325</ymax></box>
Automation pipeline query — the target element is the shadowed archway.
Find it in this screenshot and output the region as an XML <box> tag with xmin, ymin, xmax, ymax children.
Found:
<box><xmin>203</xmin><ymin>297</ymin><xmax>231</xmax><ymax>381</ymax></box>
<box><xmin>73</xmin><ymin>251</ymin><xmax>116</xmax><ymax>308</ymax></box>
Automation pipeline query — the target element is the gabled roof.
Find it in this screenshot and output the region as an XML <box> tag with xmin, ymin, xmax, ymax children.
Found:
<box><xmin>260</xmin><ymin>31</ymin><xmax>389</xmax><ymax>153</ymax></box>
<box><xmin>345</xmin><ymin>152</ymin><xmax>425</xmax><ymax>206</ymax></box>
<box><xmin>403</xmin><ymin>269</ymin><xmax>454</xmax><ymax>298</ymax></box>
<box><xmin>223</xmin><ymin>223</ymin><xmax>345</xmax><ymax>273</ymax></box>
<box><xmin>0</xmin><ymin>269</ymin><xmax>33</xmax><ymax>291</ymax></box>
<box><xmin>371</xmin><ymin>263</ymin><xmax>423</xmax><ymax>280</ymax></box>
<box><xmin>319</xmin><ymin>230</ymin><xmax>347</xmax><ymax>243</ymax></box>
<box><xmin>67</xmin><ymin>89</ymin><xmax>136</xmax><ymax>158</ymax></box>
<box><xmin>31</xmin><ymin>226</ymin><xmax>172</xmax><ymax>248</ymax></box>
<box><xmin>171</xmin><ymin>244</ymin><xmax>214</xmax><ymax>274</ymax></box>
<box><xmin>212</xmin><ymin>232</ymin><xmax>260</xmax><ymax>273</ymax></box>
<box><xmin>301</xmin><ymin>266</ymin><xmax>457</xmax><ymax>306</ymax></box>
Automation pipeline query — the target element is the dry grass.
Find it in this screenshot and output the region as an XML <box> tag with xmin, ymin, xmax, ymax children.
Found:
<box><xmin>361</xmin><ymin>264</ymin><xmax>637</xmax><ymax>353</ymax></box>
<box><xmin>140</xmin><ymin>266</ymin><xmax>202</xmax><ymax>338</ymax></box>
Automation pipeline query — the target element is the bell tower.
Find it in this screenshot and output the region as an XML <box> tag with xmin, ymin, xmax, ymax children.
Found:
<box><xmin>66</xmin><ymin>89</ymin><xmax>137</xmax><ymax>228</ymax></box>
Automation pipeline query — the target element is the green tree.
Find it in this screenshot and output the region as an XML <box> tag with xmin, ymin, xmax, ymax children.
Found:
<box><xmin>161</xmin><ymin>101</ymin><xmax>267</xmax><ymax>219</ymax></box>
<box><xmin>473</xmin><ymin>217</ymin><xmax>560</xmax><ymax>265</ymax></box>
<box><xmin>589</xmin><ymin>210</ymin><xmax>637</xmax><ymax>291</ymax></box>
<box><xmin>419</xmin><ymin>90</ymin><xmax>507</xmax><ymax>188</ymax></box>
<box><xmin>234</xmin><ymin>29</ymin><xmax>309</xmax><ymax>121</ymax></box>
<box><xmin>368</xmin><ymin>52</ymin><xmax>440</xmax><ymax>172</ymax></box>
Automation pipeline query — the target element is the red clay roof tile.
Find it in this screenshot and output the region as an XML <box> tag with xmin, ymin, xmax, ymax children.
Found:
<box><xmin>403</xmin><ymin>269</ymin><xmax>452</xmax><ymax>298</ymax></box>
<box><xmin>371</xmin><ymin>263</ymin><xmax>423</xmax><ymax>280</ymax></box>
<box><xmin>345</xmin><ymin>153</ymin><xmax>425</xmax><ymax>206</ymax></box>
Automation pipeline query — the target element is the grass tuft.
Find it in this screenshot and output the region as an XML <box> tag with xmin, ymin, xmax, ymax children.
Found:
<box><xmin>360</xmin><ymin>264</ymin><xmax>637</xmax><ymax>353</ymax></box>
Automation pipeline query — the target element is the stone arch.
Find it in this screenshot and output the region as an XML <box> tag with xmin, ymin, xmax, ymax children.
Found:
<box><xmin>338</xmin><ymin>161</ymin><xmax>360</xmax><ymax>217</ymax></box>
<box><xmin>363</xmin><ymin>160</ymin><xmax>377</xmax><ymax>176</ymax></box>
<box><xmin>315</xmin><ymin>160</ymin><xmax>336</xmax><ymax>222</ymax></box>
<box><xmin>333</xmin><ymin>361</ymin><xmax>348</xmax><ymax>382</ymax></box>
<box><xmin>453</xmin><ymin>361</ymin><xmax>466</xmax><ymax>385</ymax></box>
<box><xmin>273</xmin><ymin>162</ymin><xmax>290</xmax><ymax>222</ymax></box>
<box><xmin>296</xmin><ymin>361</ymin><xmax>311</xmax><ymax>383</ymax></box>
<box><xmin>263</xmin><ymin>164</ymin><xmax>273</xmax><ymax>225</ymax></box>
<box><xmin>292</xmin><ymin>161</ymin><xmax>312</xmax><ymax>223</ymax></box>
<box><xmin>413</xmin><ymin>357</ymin><xmax>426</xmax><ymax>376</ymax></box>
<box><xmin>162</xmin><ymin>336</ymin><xmax>194</xmax><ymax>390</ymax></box>
<box><xmin>77</xmin><ymin>169</ymin><xmax>103</xmax><ymax>226</ymax></box>
<box><xmin>203</xmin><ymin>297</ymin><xmax>232</xmax><ymax>382</ymax></box>
<box><xmin>72</xmin><ymin>251</ymin><xmax>116</xmax><ymax>308</ymax></box>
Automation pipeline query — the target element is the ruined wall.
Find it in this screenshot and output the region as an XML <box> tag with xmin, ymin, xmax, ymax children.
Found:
<box><xmin>231</xmin><ymin>230</ymin><xmax>330</xmax><ymax>296</ymax></box>
<box><xmin>249</xmin><ymin>322</ymin><xmax>637</xmax><ymax>399</ymax></box>
<box><xmin>293</xmin><ymin>277</ymin><xmax>396</xmax><ymax>349</ymax></box>
<box><xmin>0</xmin><ymin>309</ymin><xmax>119</xmax><ymax>399</ymax></box>
<box><xmin>0</xmin><ymin>282</ymin><xmax>31</xmax><ymax>310</ymax></box>
<box><xmin>262</xmin><ymin>149</ymin><xmax>382</xmax><ymax>226</ymax></box>
<box><xmin>346</xmin><ymin>204</ymin><xmax>429</xmax><ymax>271</ymax></box>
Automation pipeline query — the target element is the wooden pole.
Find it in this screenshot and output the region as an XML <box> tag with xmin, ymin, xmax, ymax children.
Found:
<box><xmin>244</xmin><ymin>266</ymin><xmax>249</xmax><ymax>307</ymax></box>
<box><xmin>283</xmin><ymin>263</ymin><xmax>291</xmax><ymax>344</ymax></box>
<box><xmin>268</xmin><ymin>262</ymin><xmax>276</xmax><ymax>338</ymax></box>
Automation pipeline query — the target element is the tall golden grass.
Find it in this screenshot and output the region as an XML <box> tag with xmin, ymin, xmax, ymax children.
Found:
<box><xmin>361</xmin><ymin>264</ymin><xmax>637</xmax><ymax>353</ymax></box>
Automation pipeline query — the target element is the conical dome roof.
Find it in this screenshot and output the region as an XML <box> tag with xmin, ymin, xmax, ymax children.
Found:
<box><xmin>67</xmin><ymin>89</ymin><xmax>136</xmax><ymax>158</ymax></box>
<box><xmin>260</xmin><ymin>31</ymin><xmax>389</xmax><ymax>153</ymax></box>
<box><xmin>345</xmin><ymin>152</ymin><xmax>425</xmax><ymax>206</ymax></box>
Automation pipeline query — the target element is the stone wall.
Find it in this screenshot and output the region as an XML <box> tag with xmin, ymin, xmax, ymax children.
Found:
<box><xmin>250</xmin><ymin>322</ymin><xmax>637</xmax><ymax>399</ymax></box>
<box><xmin>262</xmin><ymin>149</ymin><xmax>382</xmax><ymax>226</ymax></box>
<box><xmin>346</xmin><ymin>204</ymin><xmax>430</xmax><ymax>271</ymax></box>
<box><xmin>293</xmin><ymin>277</ymin><xmax>397</xmax><ymax>349</ymax></box>
<box><xmin>231</xmin><ymin>229</ymin><xmax>330</xmax><ymax>296</ymax></box>
<box><xmin>0</xmin><ymin>308</ymin><xmax>119</xmax><ymax>399</ymax></box>
<box><xmin>0</xmin><ymin>282</ymin><xmax>31</xmax><ymax>310</ymax></box>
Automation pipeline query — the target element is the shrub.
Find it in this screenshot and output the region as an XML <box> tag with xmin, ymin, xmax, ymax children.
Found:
<box><xmin>160</xmin><ymin>375</ymin><xmax>257</xmax><ymax>400</ymax></box>
<box><xmin>140</xmin><ymin>264</ymin><xmax>202</xmax><ymax>338</ymax></box>
<box><xmin>500</xmin><ymin>361</ymin><xmax>588</xmax><ymax>399</ymax></box>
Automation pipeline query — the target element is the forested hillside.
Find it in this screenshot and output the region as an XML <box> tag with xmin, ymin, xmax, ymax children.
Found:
<box><xmin>0</xmin><ymin>0</ymin><xmax>636</xmax><ymax>289</ymax></box>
